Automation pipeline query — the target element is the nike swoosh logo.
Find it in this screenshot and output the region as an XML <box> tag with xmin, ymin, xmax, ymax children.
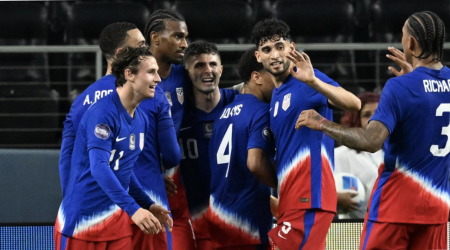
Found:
<box><xmin>116</xmin><ymin>137</ymin><xmax>127</xmax><ymax>142</ymax></box>
<box><xmin>278</xmin><ymin>230</ymin><xmax>286</xmax><ymax>240</ymax></box>
<box><xmin>180</xmin><ymin>126</ymin><xmax>192</xmax><ymax>131</ymax></box>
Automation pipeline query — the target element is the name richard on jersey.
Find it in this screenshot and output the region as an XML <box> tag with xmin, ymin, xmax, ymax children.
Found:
<box><xmin>423</xmin><ymin>79</ymin><xmax>450</xmax><ymax>93</ymax></box>
<box><xmin>83</xmin><ymin>89</ymin><xmax>114</xmax><ymax>105</ymax></box>
<box><xmin>220</xmin><ymin>104</ymin><xmax>243</xmax><ymax>119</ymax></box>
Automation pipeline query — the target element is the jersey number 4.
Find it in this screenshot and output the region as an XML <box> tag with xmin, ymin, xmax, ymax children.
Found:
<box><xmin>217</xmin><ymin>124</ymin><xmax>233</xmax><ymax>177</ymax></box>
<box><xmin>431</xmin><ymin>103</ymin><xmax>450</xmax><ymax>157</ymax></box>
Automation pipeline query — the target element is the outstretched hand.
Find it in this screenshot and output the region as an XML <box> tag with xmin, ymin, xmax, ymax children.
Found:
<box><xmin>386</xmin><ymin>47</ymin><xmax>413</xmax><ymax>76</ymax></box>
<box><xmin>286</xmin><ymin>50</ymin><xmax>316</xmax><ymax>85</ymax></box>
<box><xmin>149</xmin><ymin>204</ymin><xmax>173</xmax><ymax>232</ymax></box>
<box><xmin>295</xmin><ymin>109</ymin><xmax>324</xmax><ymax>130</ymax></box>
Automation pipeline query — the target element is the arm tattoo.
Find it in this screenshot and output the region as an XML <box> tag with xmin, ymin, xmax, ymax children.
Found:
<box><xmin>321</xmin><ymin>120</ymin><xmax>388</xmax><ymax>152</ymax></box>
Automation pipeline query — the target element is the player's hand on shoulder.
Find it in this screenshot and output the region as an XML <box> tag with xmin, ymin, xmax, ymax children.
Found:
<box><xmin>337</xmin><ymin>192</ymin><xmax>359</xmax><ymax>213</ymax></box>
<box><xmin>131</xmin><ymin>208</ymin><xmax>162</xmax><ymax>235</ymax></box>
<box><xmin>163</xmin><ymin>174</ymin><xmax>177</xmax><ymax>197</ymax></box>
<box><xmin>386</xmin><ymin>47</ymin><xmax>413</xmax><ymax>77</ymax></box>
<box><xmin>287</xmin><ymin>50</ymin><xmax>316</xmax><ymax>86</ymax></box>
<box><xmin>149</xmin><ymin>204</ymin><xmax>173</xmax><ymax>232</ymax></box>
<box><xmin>295</xmin><ymin>109</ymin><xmax>324</xmax><ymax>131</ymax></box>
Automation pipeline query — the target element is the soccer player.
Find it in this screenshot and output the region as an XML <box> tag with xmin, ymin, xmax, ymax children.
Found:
<box><xmin>59</xmin><ymin>22</ymin><xmax>146</xmax><ymax>197</ymax></box>
<box><xmin>178</xmin><ymin>41</ymin><xmax>239</xmax><ymax>249</ymax></box>
<box><xmin>251</xmin><ymin>19</ymin><xmax>361</xmax><ymax>250</ymax></box>
<box><xmin>54</xmin><ymin>47</ymin><xmax>171</xmax><ymax>250</ymax></box>
<box><xmin>207</xmin><ymin>48</ymin><xmax>277</xmax><ymax>250</ymax></box>
<box><xmin>295</xmin><ymin>11</ymin><xmax>450</xmax><ymax>250</ymax></box>
<box><xmin>144</xmin><ymin>9</ymin><xmax>196</xmax><ymax>250</ymax></box>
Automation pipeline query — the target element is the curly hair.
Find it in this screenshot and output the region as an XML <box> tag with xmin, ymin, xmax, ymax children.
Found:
<box><xmin>144</xmin><ymin>9</ymin><xmax>185</xmax><ymax>46</ymax></box>
<box><xmin>238</xmin><ymin>47</ymin><xmax>263</xmax><ymax>84</ymax></box>
<box><xmin>340</xmin><ymin>92</ymin><xmax>380</xmax><ymax>128</ymax></box>
<box><xmin>111</xmin><ymin>46</ymin><xmax>153</xmax><ymax>87</ymax></box>
<box><xmin>251</xmin><ymin>18</ymin><xmax>291</xmax><ymax>48</ymax></box>
<box><xmin>99</xmin><ymin>22</ymin><xmax>138</xmax><ymax>61</ymax></box>
<box><xmin>406</xmin><ymin>11</ymin><xmax>445</xmax><ymax>61</ymax></box>
<box><xmin>183</xmin><ymin>41</ymin><xmax>220</xmax><ymax>67</ymax></box>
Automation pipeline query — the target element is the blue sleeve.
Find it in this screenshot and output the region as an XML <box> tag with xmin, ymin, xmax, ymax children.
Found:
<box><xmin>369</xmin><ymin>79</ymin><xmax>402</xmax><ymax>134</ymax></box>
<box><xmin>157</xmin><ymin>94</ymin><xmax>181</xmax><ymax>168</ymax></box>
<box><xmin>62</xmin><ymin>95</ymin><xmax>87</xmax><ymax>138</ymax></box>
<box><xmin>59</xmin><ymin>136</ymin><xmax>75</xmax><ymax>197</ymax></box>
<box><xmin>85</xmin><ymin>105</ymin><xmax>117</xmax><ymax>152</ymax></box>
<box><xmin>129</xmin><ymin>171</ymin><xmax>155</xmax><ymax>209</ymax></box>
<box><xmin>247</xmin><ymin>108</ymin><xmax>275</xmax><ymax>157</ymax></box>
<box><xmin>89</xmin><ymin>148</ymin><xmax>141</xmax><ymax>217</ymax></box>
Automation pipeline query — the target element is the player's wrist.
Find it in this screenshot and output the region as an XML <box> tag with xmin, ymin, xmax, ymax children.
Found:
<box><xmin>317</xmin><ymin>117</ymin><xmax>327</xmax><ymax>131</ymax></box>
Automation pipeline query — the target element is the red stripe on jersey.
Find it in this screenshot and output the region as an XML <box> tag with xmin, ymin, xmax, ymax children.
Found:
<box><xmin>72</xmin><ymin>209</ymin><xmax>133</xmax><ymax>241</ymax></box>
<box><xmin>320</xmin><ymin>154</ymin><xmax>337</xmax><ymax>213</ymax></box>
<box><xmin>278</xmin><ymin>155</ymin><xmax>312</xmax><ymax>217</ymax></box>
<box><xmin>206</xmin><ymin>207</ymin><xmax>261</xmax><ymax>248</ymax></box>
<box><xmin>369</xmin><ymin>166</ymin><xmax>449</xmax><ymax>224</ymax></box>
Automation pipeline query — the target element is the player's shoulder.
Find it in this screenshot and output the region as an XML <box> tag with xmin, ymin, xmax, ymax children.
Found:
<box><xmin>85</xmin><ymin>94</ymin><xmax>116</xmax><ymax>117</ymax></box>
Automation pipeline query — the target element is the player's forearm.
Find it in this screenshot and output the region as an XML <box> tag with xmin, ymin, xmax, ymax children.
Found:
<box><xmin>129</xmin><ymin>172</ymin><xmax>155</xmax><ymax>209</ymax></box>
<box><xmin>312</xmin><ymin>78</ymin><xmax>361</xmax><ymax>112</ymax></box>
<box><xmin>158</xmin><ymin>126</ymin><xmax>181</xmax><ymax>168</ymax></box>
<box><xmin>89</xmin><ymin>148</ymin><xmax>141</xmax><ymax>216</ymax></box>
<box><xmin>320</xmin><ymin>120</ymin><xmax>381</xmax><ymax>153</ymax></box>
<box><xmin>59</xmin><ymin>136</ymin><xmax>75</xmax><ymax>197</ymax></box>
<box><xmin>248</xmin><ymin>150</ymin><xmax>278</xmax><ymax>188</ymax></box>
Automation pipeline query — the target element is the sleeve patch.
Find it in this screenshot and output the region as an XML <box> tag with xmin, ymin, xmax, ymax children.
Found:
<box><xmin>94</xmin><ymin>124</ymin><xmax>111</xmax><ymax>139</ymax></box>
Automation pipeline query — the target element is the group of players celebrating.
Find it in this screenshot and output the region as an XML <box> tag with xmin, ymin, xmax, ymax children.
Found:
<box><xmin>54</xmin><ymin>8</ymin><xmax>450</xmax><ymax>250</ymax></box>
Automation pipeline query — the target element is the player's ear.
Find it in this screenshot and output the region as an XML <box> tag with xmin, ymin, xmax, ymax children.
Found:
<box><xmin>124</xmin><ymin>68</ymin><xmax>135</xmax><ymax>82</ymax></box>
<box><xmin>255</xmin><ymin>51</ymin><xmax>261</xmax><ymax>63</ymax></box>
<box><xmin>289</xmin><ymin>42</ymin><xmax>295</xmax><ymax>52</ymax></box>
<box><xmin>252</xmin><ymin>71</ymin><xmax>262</xmax><ymax>86</ymax></box>
<box><xmin>151</xmin><ymin>31</ymin><xmax>159</xmax><ymax>46</ymax></box>
<box><xmin>408</xmin><ymin>36</ymin><xmax>417</xmax><ymax>51</ymax></box>
<box><xmin>219</xmin><ymin>65</ymin><xmax>223</xmax><ymax>77</ymax></box>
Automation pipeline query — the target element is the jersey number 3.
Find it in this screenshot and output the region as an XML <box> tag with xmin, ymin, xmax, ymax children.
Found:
<box><xmin>431</xmin><ymin>103</ymin><xmax>450</xmax><ymax>157</ymax></box>
<box><xmin>217</xmin><ymin>124</ymin><xmax>233</xmax><ymax>177</ymax></box>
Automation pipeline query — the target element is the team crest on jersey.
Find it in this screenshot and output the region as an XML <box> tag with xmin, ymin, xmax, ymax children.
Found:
<box><xmin>274</xmin><ymin>101</ymin><xmax>279</xmax><ymax>117</ymax></box>
<box><xmin>139</xmin><ymin>133</ymin><xmax>144</xmax><ymax>150</ymax></box>
<box><xmin>203</xmin><ymin>122</ymin><xmax>213</xmax><ymax>138</ymax></box>
<box><xmin>282</xmin><ymin>93</ymin><xmax>291</xmax><ymax>111</ymax></box>
<box><xmin>165</xmin><ymin>92</ymin><xmax>173</xmax><ymax>106</ymax></box>
<box><xmin>94</xmin><ymin>124</ymin><xmax>110</xmax><ymax>139</ymax></box>
<box><xmin>176</xmin><ymin>87</ymin><xmax>184</xmax><ymax>104</ymax></box>
<box><xmin>129</xmin><ymin>134</ymin><xmax>136</xmax><ymax>150</ymax></box>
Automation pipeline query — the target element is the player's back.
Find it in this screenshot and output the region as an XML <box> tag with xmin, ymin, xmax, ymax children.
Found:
<box><xmin>270</xmin><ymin>70</ymin><xmax>338</xmax><ymax>215</ymax></box>
<box><xmin>369</xmin><ymin>66</ymin><xmax>450</xmax><ymax>224</ymax></box>
<box><xmin>208</xmin><ymin>94</ymin><xmax>272</xmax><ymax>247</ymax></box>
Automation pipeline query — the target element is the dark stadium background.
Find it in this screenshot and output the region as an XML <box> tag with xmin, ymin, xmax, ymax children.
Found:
<box><xmin>1</xmin><ymin>1</ymin><xmax>450</xmax><ymax>249</ymax></box>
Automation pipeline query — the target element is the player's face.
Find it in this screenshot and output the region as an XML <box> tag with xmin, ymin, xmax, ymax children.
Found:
<box><xmin>132</xmin><ymin>56</ymin><xmax>161</xmax><ymax>98</ymax></box>
<box><xmin>158</xmin><ymin>20</ymin><xmax>189</xmax><ymax>65</ymax></box>
<box><xmin>186</xmin><ymin>53</ymin><xmax>223</xmax><ymax>95</ymax></box>
<box><xmin>124</xmin><ymin>28</ymin><xmax>146</xmax><ymax>48</ymax></box>
<box><xmin>360</xmin><ymin>102</ymin><xmax>378</xmax><ymax>129</ymax></box>
<box><xmin>401</xmin><ymin>21</ymin><xmax>413</xmax><ymax>65</ymax></box>
<box><xmin>259</xmin><ymin>69</ymin><xmax>275</xmax><ymax>101</ymax></box>
<box><xmin>255</xmin><ymin>36</ymin><xmax>294</xmax><ymax>77</ymax></box>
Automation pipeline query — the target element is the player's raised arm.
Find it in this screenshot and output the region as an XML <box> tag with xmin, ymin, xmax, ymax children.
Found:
<box><xmin>287</xmin><ymin>50</ymin><xmax>361</xmax><ymax>112</ymax></box>
<box><xmin>295</xmin><ymin>109</ymin><xmax>389</xmax><ymax>153</ymax></box>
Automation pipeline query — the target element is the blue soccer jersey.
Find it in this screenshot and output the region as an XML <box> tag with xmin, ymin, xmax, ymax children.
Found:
<box><xmin>159</xmin><ymin>64</ymin><xmax>191</xmax><ymax>134</ymax></box>
<box><xmin>59</xmin><ymin>74</ymin><xmax>115</xmax><ymax>196</ymax></box>
<box><xmin>208</xmin><ymin>94</ymin><xmax>273</xmax><ymax>247</ymax></box>
<box><xmin>270</xmin><ymin>70</ymin><xmax>339</xmax><ymax>216</ymax></box>
<box><xmin>178</xmin><ymin>88</ymin><xmax>238</xmax><ymax>238</ymax></box>
<box><xmin>368</xmin><ymin>66</ymin><xmax>450</xmax><ymax>224</ymax></box>
<box><xmin>55</xmin><ymin>91</ymin><xmax>153</xmax><ymax>241</ymax></box>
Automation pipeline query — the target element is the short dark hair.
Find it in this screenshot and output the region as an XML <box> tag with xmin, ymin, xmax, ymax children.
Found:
<box><xmin>251</xmin><ymin>18</ymin><xmax>291</xmax><ymax>48</ymax></box>
<box><xmin>406</xmin><ymin>11</ymin><xmax>445</xmax><ymax>61</ymax></box>
<box><xmin>183</xmin><ymin>41</ymin><xmax>220</xmax><ymax>67</ymax></box>
<box><xmin>144</xmin><ymin>9</ymin><xmax>185</xmax><ymax>46</ymax></box>
<box><xmin>238</xmin><ymin>47</ymin><xmax>264</xmax><ymax>84</ymax></box>
<box><xmin>99</xmin><ymin>22</ymin><xmax>138</xmax><ymax>61</ymax></box>
<box><xmin>111</xmin><ymin>46</ymin><xmax>153</xmax><ymax>87</ymax></box>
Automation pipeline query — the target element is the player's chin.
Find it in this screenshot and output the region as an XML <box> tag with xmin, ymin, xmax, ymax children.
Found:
<box><xmin>146</xmin><ymin>87</ymin><xmax>156</xmax><ymax>98</ymax></box>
